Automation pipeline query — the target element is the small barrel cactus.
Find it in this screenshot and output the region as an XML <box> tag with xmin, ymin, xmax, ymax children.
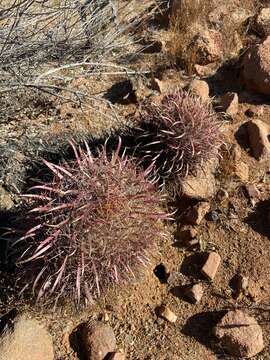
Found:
<box><xmin>10</xmin><ymin>139</ymin><xmax>169</xmax><ymax>305</ymax></box>
<box><xmin>134</xmin><ymin>89</ymin><xmax>222</xmax><ymax>194</ymax></box>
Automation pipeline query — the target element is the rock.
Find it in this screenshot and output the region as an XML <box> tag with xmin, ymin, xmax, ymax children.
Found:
<box><xmin>0</xmin><ymin>185</ymin><xmax>14</xmax><ymax>210</ymax></box>
<box><xmin>184</xmin><ymin>283</ymin><xmax>204</xmax><ymax>304</ymax></box>
<box><xmin>244</xmin><ymin>184</ymin><xmax>260</xmax><ymax>200</ymax></box>
<box><xmin>185</xmin><ymin>201</ymin><xmax>210</xmax><ymax>225</ymax></box>
<box><xmin>192</xmin><ymin>29</ymin><xmax>223</xmax><ymax>65</ymax></box>
<box><xmin>194</xmin><ymin>63</ymin><xmax>217</xmax><ymax>77</ymax></box>
<box><xmin>0</xmin><ymin>314</ymin><xmax>54</xmax><ymax>360</ymax></box>
<box><xmin>216</xmin><ymin>189</ymin><xmax>229</xmax><ymax>202</ymax></box>
<box><xmin>201</xmin><ymin>252</ymin><xmax>221</xmax><ymax>281</ymax></box>
<box><xmin>232</xmin><ymin>274</ymin><xmax>249</xmax><ymax>299</ymax></box>
<box><xmin>207</xmin><ymin>210</ymin><xmax>220</xmax><ymax>222</ymax></box>
<box><xmin>241</xmin><ymin>36</ymin><xmax>270</xmax><ymax>96</ymax></box>
<box><xmin>158</xmin><ymin>305</ymin><xmax>177</xmax><ymax>323</ymax></box>
<box><xmin>254</xmin><ymin>7</ymin><xmax>270</xmax><ymax>37</ymax></box>
<box><xmin>219</xmin><ymin>92</ymin><xmax>239</xmax><ymax>117</ymax></box>
<box><xmin>214</xmin><ymin>310</ymin><xmax>264</xmax><ymax>358</ymax></box>
<box><xmin>189</xmin><ymin>79</ymin><xmax>209</xmax><ymax>102</ymax></box>
<box><xmin>247</xmin><ymin>119</ymin><xmax>270</xmax><ymax>160</ymax></box>
<box><xmin>108</xmin><ymin>352</ymin><xmax>125</xmax><ymax>360</ymax></box>
<box><xmin>82</xmin><ymin>322</ymin><xmax>116</xmax><ymax>360</ymax></box>
<box><xmin>181</xmin><ymin>159</ymin><xmax>217</xmax><ymax>200</ymax></box>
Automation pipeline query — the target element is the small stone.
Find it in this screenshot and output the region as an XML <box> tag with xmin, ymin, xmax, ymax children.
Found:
<box><xmin>214</xmin><ymin>310</ymin><xmax>264</xmax><ymax>358</ymax></box>
<box><xmin>234</xmin><ymin>274</ymin><xmax>249</xmax><ymax>298</ymax></box>
<box><xmin>158</xmin><ymin>305</ymin><xmax>177</xmax><ymax>323</ymax></box>
<box><xmin>185</xmin><ymin>201</ymin><xmax>210</xmax><ymax>225</ymax></box>
<box><xmin>216</xmin><ymin>189</ymin><xmax>229</xmax><ymax>202</ymax></box>
<box><xmin>0</xmin><ymin>314</ymin><xmax>54</xmax><ymax>360</ymax></box>
<box><xmin>244</xmin><ymin>184</ymin><xmax>260</xmax><ymax>200</ymax></box>
<box><xmin>108</xmin><ymin>352</ymin><xmax>125</xmax><ymax>360</ymax></box>
<box><xmin>219</xmin><ymin>92</ymin><xmax>238</xmax><ymax>117</ymax></box>
<box><xmin>0</xmin><ymin>185</ymin><xmax>14</xmax><ymax>210</ymax></box>
<box><xmin>247</xmin><ymin>119</ymin><xmax>270</xmax><ymax>161</ymax></box>
<box><xmin>184</xmin><ymin>283</ymin><xmax>204</xmax><ymax>304</ymax></box>
<box><xmin>189</xmin><ymin>79</ymin><xmax>209</xmax><ymax>102</ymax></box>
<box><xmin>82</xmin><ymin>322</ymin><xmax>116</xmax><ymax>360</ymax></box>
<box><xmin>201</xmin><ymin>252</ymin><xmax>221</xmax><ymax>280</ymax></box>
<box><xmin>207</xmin><ymin>210</ymin><xmax>219</xmax><ymax>222</ymax></box>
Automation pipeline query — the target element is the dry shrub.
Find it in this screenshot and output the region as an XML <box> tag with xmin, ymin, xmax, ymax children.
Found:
<box><xmin>167</xmin><ymin>0</ymin><xmax>214</xmax><ymax>73</ymax></box>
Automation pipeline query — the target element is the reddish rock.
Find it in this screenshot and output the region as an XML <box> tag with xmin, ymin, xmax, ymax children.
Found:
<box><xmin>82</xmin><ymin>322</ymin><xmax>116</xmax><ymax>360</ymax></box>
<box><xmin>184</xmin><ymin>283</ymin><xmax>204</xmax><ymax>304</ymax></box>
<box><xmin>185</xmin><ymin>201</ymin><xmax>210</xmax><ymax>225</ymax></box>
<box><xmin>247</xmin><ymin>119</ymin><xmax>270</xmax><ymax>160</ymax></box>
<box><xmin>189</xmin><ymin>79</ymin><xmax>209</xmax><ymax>102</ymax></box>
<box><xmin>219</xmin><ymin>92</ymin><xmax>238</xmax><ymax>116</ymax></box>
<box><xmin>193</xmin><ymin>29</ymin><xmax>223</xmax><ymax>65</ymax></box>
<box><xmin>214</xmin><ymin>310</ymin><xmax>264</xmax><ymax>358</ymax></box>
<box><xmin>241</xmin><ymin>36</ymin><xmax>270</xmax><ymax>96</ymax></box>
<box><xmin>158</xmin><ymin>305</ymin><xmax>177</xmax><ymax>323</ymax></box>
<box><xmin>201</xmin><ymin>252</ymin><xmax>221</xmax><ymax>280</ymax></box>
<box><xmin>244</xmin><ymin>184</ymin><xmax>260</xmax><ymax>200</ymax></box>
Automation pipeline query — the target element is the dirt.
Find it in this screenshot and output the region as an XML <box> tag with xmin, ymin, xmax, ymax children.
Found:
<box><xmin>1</xmin><ymin>1</ymin><xmax>270</xmax><ymax>360</ymax></box>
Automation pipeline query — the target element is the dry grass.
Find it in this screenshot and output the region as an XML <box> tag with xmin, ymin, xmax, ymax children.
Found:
<box><xmin>166</xmin><ymin>0</ymin><xmax>262</xmax><ymax>74</ymax></box>
<box><xmin>167</xmin><ymin>0</ymin><xmax>214</xmax><ymax>73</ymax></box>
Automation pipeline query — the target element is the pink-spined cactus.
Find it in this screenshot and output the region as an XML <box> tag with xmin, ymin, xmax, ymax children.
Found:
<box><xmin>12</xmin><ymin>139</ymin><xmax>170</xmax><ymax>306</ymax></box>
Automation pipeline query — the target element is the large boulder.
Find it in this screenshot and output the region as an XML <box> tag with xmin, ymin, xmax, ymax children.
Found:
<box><xmin>241</xmin><ymin>36</ymin><xmax>270</xmax><ymax>96</ymax></box>
<box><xmin>0</xmin><ymin>314</ymin><xmax>54</xmax><ymax>360</ymax></box>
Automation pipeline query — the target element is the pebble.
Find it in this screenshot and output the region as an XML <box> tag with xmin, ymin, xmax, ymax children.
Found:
<box><xmin>219</xmin><ymin>92</ymin><xmax>239</xmax><ymax>117</ymax></box>
<box><xmin>201</xmin><ymin>252</ymin><xmax>221</xmax><ymax>280</ymax></box>
<box><xmin>207</xmin><ymin>210</ymin><xmax>219</xmax><ymax>222</ymax></box>
<box><xmin>184</xmin><ymin>283</ymin><xmax>204</xmax><ymax>304</ymax></box>
<box><xmin>158</xmin><ymin>305</ymin><xmax>177</xmax><ymax>323</ymax></box>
